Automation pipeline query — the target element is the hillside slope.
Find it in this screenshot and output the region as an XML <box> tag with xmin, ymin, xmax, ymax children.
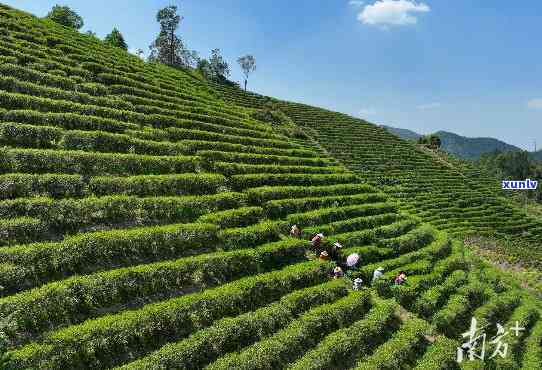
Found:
<box><xmin>383</xmin><ymin>125</ymin><xmax>524</xmax><ymax>160</ymax></box>
<box><xmin>435</xmin><ymin>131</ymin><xmax>522</xmax><ymax>160</ymax></box>
<box><xmin>382</xmin><ymin>125</ymin><xmax>422</xmax><ymax>141</ymax></box>
<box><xmin>216</xmin><ymin>91</ymin><xmax>542</xmax><ymax>268</ymax></box>
<box><xmin>0</xmin><ymin>4</ymin><xmax>541</xmax><ymax>370</ymax></box>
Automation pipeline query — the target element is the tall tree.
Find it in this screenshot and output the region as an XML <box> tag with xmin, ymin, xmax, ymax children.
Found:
<box><xmin>148</xmin><ymin>5</ymin><xmax>197</xmax><ymax>68</ymax></box>
<box><xmin>237</xmin><ymin>55</ymin><xmax>256</xmax><ymax>91</ymax></box>
<box><xmin>198</xmin><ymin>49</ymin><xmax>230</xmax><ymax>81</ymax></box>
<box><xmin>209</xmin><ymin>49</ymin><xmax>230</xmax><ymax>80</ymax></box>
<box><xmin>104</xmin><ymin>28</ymin><xmax>128</xmax><ymax>50</ymax></box>
<box><xmin>197</xmin><ymin>58</ymin><xmax>213</xmax><ymax>79</ymax></box>
<box><xmin>45</xmin><ymin>5</ymin><xmax>84</xmax><ymax>30</ymax></box>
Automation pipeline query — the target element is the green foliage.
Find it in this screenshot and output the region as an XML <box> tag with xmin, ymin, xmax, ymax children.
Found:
<box><xmin>104</xmin><ymin>27</ymin><xmax>127</xmax><ymax>50</ymax></box>
<box><xmin>522</xmin><ymin>318</ymin><xmax>542</xmax><ymax>369</ymax></box>
<box><xmin>89</xmin><ymin>173</ymin><xmax>227</xmax><ymax>197</ymax></box>
<box><xmin>0</xmin><ymin>147</ymin><xmax>198</xmax><ymax>176</ymax></box>
<box><xmin>45</xmin><ymin>5</ymin><xmax>83</xmax><ymax>30</ymax></box>
<box><xmin>432</xmin><ymin>281</ymin><xmax>492</xmax><ymax>337</ymax></box>
<box><xmin>354</xmin><ymin>318</ymin><xmax>431</xmax><ymax>369</ymax></box>
<box><xmin>0</xmin><ymin>173</ymin><xmax>86</xmax><ymax>199</ymax></box>
<box><xmin>207</xmin><ymin>291</ymin><xmax>372</xmax><ymax>369</ymax></box>
<box><xmin>479</xmin><ymin>149</ymin><xmax>542</xmax><ymax>202</ymax></box>
<box><xmin>119</xmin><ymin>280</ymin><xmax>349</xmax><ymax>369</ymax></box>
<box><xmin>417</xmin><ymin>134</ymin><xmax>442</xmax><ymax>149</ymax></box>
<box><xmin>148</xmin><ymin>5</ymin><xmax>198</xmax><ymax>67</ymax></box>
<box><xmin>0</xmin><ymin>239</ymin><xmax>309</xmax><ymax>344</ymax></box>
<box><xmin>413</xmin><ymin>336</ymin><xmax>459</xmax><ymax>370</ymax></box>
<box><xmin>6</xmin><ymin>262</ymin><xmax>329</xmax><ymax>369</ymax></box>
<box><xmin>197</xmin><ymin>206</ymin><xmax>263</xmax><ymax>228</ymax></box>
<box><xmin>265</xmin><ymin>192</ymin><xmax>387</xmax><ymax>219</ymax></box>
<box><xmin>0</xmin><ymin>6</ymin><xmax>539</xmax><ymax>369</ymax></box>
<box><xmin>289</xmin><ymin>299</ymin><xmax>399</xmax><ymax>370</ymax></box>
<box><xmin>413</xmin><ymin>270</ymin><xmax>468</xmax><ymax>318</ymax></box>
<box><xmin>198</xmin><ymin>49</ymin><xmax>230</xmax><ymax>82</ymax></box>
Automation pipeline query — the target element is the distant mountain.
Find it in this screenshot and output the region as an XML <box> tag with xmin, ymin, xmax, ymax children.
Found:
<box><xmin>435</xmin><ymin>131</ymin><xmax>522</xmax><ymax>160</ymax></box>
<box><xmin>532</xmin><ymin>150</ymin><xmax>542</xmax><ymax>161</ymax></box>
<box><xmin>381</xmin><ymin>125</ymin><xmax>421</xmax><ymax>141</ymax></box>
<box><xmin>382</xmin><ymin>126</ymin><xmax>528</xmax><ymax>160</ymax></box>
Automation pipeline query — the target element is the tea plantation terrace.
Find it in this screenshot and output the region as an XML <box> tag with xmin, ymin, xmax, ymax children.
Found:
<box><xmin>0</xmin><ymin>4</ymin><xmax>541</xmax><ymax>369</ymax></box>
<box><xmin>216</xmin><ymin>87</ymin><xmax>542</xmax><ymax>269</ymax></box>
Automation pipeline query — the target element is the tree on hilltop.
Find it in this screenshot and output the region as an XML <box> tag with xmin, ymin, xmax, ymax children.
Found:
<box><xmin>105</xmin><ymin>28</ymin><xmax>128</xmax><ymax>50</ymax></box>
<box><xmin>45</xmin><ymin>5</ymin><xmax>84</xmax><ymax>30</ymax></box>
<box><xmin>198</xmin><ymin>49</ymin><xmax>230</xmax><ymax>82</ymax></box>
<box><xmin>149</xmin><ymin>5</ymin><xmax>198</xmax><ymax>68</ymax></box>
<box><xmin>418</xmin><ymin>134</ymin><xmax>441</xmax><ymax>150</ymax></box>
<box><xmin>237</xmin><ymin>54</ymin><xmax>256</xmax><ymax>91</ymax></box>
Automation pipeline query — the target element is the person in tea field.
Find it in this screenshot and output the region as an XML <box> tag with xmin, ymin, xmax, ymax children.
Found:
<box><xmin>328</xmin><ymin>242</ymin><xmax>343</xmax><ymax>261</ymax></box>
<box><xmin>333</xmin><ymin>266</ymin><xmax>344</xmax><ymax>279</ymax></box>
<box><xmin>394</xmin><ymin>271</ymin><xmax>407</xmax><ymax>285</ymax></box>
<box><xmin>372</xmin><ymin>267</ymin><xmax>385</xmax><ymax>284</ymax></box>
<box><xmin>310</xmin><ymin>233</ymin><xmax>324</xmax><ymax>251</ymax></box>
<box><xmin>290</xmin><ymin>224</ymin><xmax>301</xmax><ymax>238</ymax></box>
<box><xmin>352</xmin><ymin>277</ymin><xmax>364</xmax><ymax>290</ymax></box>
<box><xmin>345</xmin><ymin>252</ymin><xmax>360</xmax><ymax>273</ymax></box>
<box><xmin>319</xmin><ymin>251</ymin><xmax>331</xmax><ymax>262</ymax></box>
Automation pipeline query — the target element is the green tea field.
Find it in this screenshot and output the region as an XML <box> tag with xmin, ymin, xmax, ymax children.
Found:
<box><xmin>0</xmin><ymin>3</ymin><xmax>540</xmax><ymax>369</ymax></box>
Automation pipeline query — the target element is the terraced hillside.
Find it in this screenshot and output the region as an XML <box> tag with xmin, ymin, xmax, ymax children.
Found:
<box><xmin>216</xmin><ymin>87</ymin><xmax>542</xmax><ymax>268</ymax></box>
<box><xmin>283</xmin><ymin>104</ymin><xmax>542</xmax><ymax>266</ymax></box>
<box><xmin>0</xmin><ymin>4</ymin><xmax>541</xmax><ymax>370</ymax></box>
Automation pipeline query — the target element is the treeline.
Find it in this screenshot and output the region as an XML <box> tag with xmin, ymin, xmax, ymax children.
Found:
<box><xmin>478</xmin><ymin>150</ymin><xmax>542</xmax><ymax>201</ymax></box>
<box><xmin>44</xmin><ymin>4</ymin><xmax>256</xmax><ymax>89</ymax></box>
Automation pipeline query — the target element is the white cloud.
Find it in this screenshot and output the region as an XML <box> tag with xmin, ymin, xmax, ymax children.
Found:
<box><xmin>527</xmin><ymin>98</ymin><xmax>542</xmax><ymax>109</ymax></box>
<box><xmin>349</xmin><ymin>1</ymin><xmax>365</xmax><ymax>7</ymax></box>
<box><xmin>358</xmin><ymin>0</ymin><xmax>430</xmax><ymax>27</ymax></box>
<box><xmin>417</xmin><ymin>102</ymin><xmax>441</xmax><ymax>110</ymax></box>
<box><xmin>358</xmin><ymin>107</ymin><xmax>377</xmax><ymax>116</ymax></box>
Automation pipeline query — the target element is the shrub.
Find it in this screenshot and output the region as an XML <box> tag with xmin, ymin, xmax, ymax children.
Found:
<box><xmin>265</xmin><ymin>193</ymin><xmax>387</xmax><ymax>219</ymax></box>
<box><xmin>286</xmin><ymin>202</ymin><xmax>397</xmax><ymax>227</ymax></box>
<box><xmin>6</xmin><ymin>261</ymin><xmax>330</xmax><ymax>369</ymax></box>
<box><xmin>213</xmin><ymin>162</ymin><xmax>345</xmax><ymax>176</ymax></box>
<box><xmin>0</xmin><ymin>192</ymin><xmax>246</xmax><ymax>232</ymax></box>
<box><xmin>354</xmin><ymin>318</ymin><xmax>431</xmax><ymax>369</ymax></box>
<box><xmin>217</xmin><ymin>220</ymin><xmax>286</xmax><ymax>250</ymax></box>
<box><xmin>3</xmin><ymin>110</ymin><xmax>137</xmax><ymax>133</ymax></box>
<box><xmin>89</xmin><ymin>173</ymin><xmax>226</xmax><ymax>197</ymax></box>
<box><xmin>246</xmin><ymin>183</ymin><xmax>373</xmax><ymax>204</ymax></box>
<box><xmin>0</xmin><ymin>148</ymin><xmax>199</xmax><ymax>176</ymax></box>
<box><xmin>119</xmin><ymin>280</ymin><xmax>349</xmax><ymax>370</ymax></box>
<box><xmin>492</xmin><ymin>302</ymin><xmax>540</xmax><ymax>368</ymax></box>
<box><xmin>289</xmin><ymin>299</ymin><xmax>399</xmax><ymax>370</ymax></box>
<box><xmin>432</xmin><ymin>282</ymin><xmax>492</xmax><ymax>337</ymax></box>
<box><xmin>231</xmin><ymin>173</ymin><xmax>357</xmax><ymax>190</ymax></box>
<box><xmin>197</xmin><ymin>207</ymin><xmax>263</xmax><ymax>228</ymax></box>
<box><xmin>412</xmin><ymin>336</ymin><xmax>459</xmax><ymax>370</ymax></box>
<box><xmin>413</xmin><ymin>270</ymin><xmax>468</xmax><ymax>319</ymax></box>
<box><xmin>0</xmin><ymin>238</ymin><xmax>309</xmax><ymax>343</ymax></box>
<box><xmin>0</xmin><ymin>222</ymin><xmax>219</xmax><ymax>293</ymax></box>
<box><xmin>0</xmin><ymin>173</ymin><xmax>86</xmax><ymax>199</ymax></box>
<box><xmin>199</xmin><ymin>150</ymin><xmax>335</xmax><ymax>168</ymax></box>
<box><xmin>0</xmin><ymin>217</ymin><xmax>47</xmax><ymax>247</ymax></box>
<box><xmin>207</xmin><ymin>291</ymin><xmax>372</xmax><ymax>369</ymax></box>
<box><xmin>0</xmin><ymin>122</ymin><xmax>61</xmax><ymax>149</ymax></box>
<box><xmin>521</xmin><ymin>318</ymin><xmax>542</xmax><ymax>369</ymax></box>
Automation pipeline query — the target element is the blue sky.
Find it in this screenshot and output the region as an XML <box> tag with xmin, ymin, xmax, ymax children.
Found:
<box><xmin>6</xmin><ymin>0</ymin><xmax>542</xmax><ymax>150</ymax></box>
